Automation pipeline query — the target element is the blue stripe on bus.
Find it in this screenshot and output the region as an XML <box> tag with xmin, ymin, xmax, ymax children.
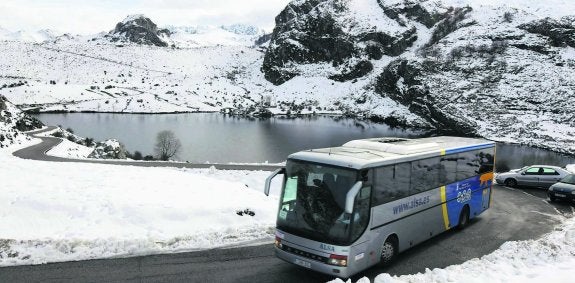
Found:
<box><xmin>445</xmin><ymin>143</ymin><xmax>494</xmax><ymax>155</ymax></box>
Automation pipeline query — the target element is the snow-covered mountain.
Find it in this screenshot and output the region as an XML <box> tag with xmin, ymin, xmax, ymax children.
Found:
<box><xmin>1</xmin><ymin>1</ymin><xmax>575</xmax><ymax>155</ymax></box>
<box><xmin>0</xmin><ymin>27</ymin><xmax>60</xmax><ymax>43</ymax></box>
<box><xmin>103</xmin><ymin>14</ymin><xmax>170</xmax><ymax>47</ymax></box>
<box><xmin>93</xmin><ymin>15</ymin><xmax>268</xmax><ymax>48</ymax></box>
<box><xmin>165</xmin><ymin>24</ymin><xmax>268</xmax><ymax>48</ymax></box>
<box><xmin>262</xmin><ymin>0</ymin><xmax>575</xmax><ymax>153</ymax></box>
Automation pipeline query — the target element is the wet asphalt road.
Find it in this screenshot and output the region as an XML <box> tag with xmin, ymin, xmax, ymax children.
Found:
<box><xmin>1</xmin><ymin>185</ymin><xmax>571</xmax><ymax>283</ymax></box>
<box><xmin>2</xmin><ymin>128</ymin><xmax>573</xmax><ymax>282</ymax></box>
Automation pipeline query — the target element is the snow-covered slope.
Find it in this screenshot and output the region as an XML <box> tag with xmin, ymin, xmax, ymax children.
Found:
<box><xmin>0</xmin><ymin>96</ymin><xmax>42</xmax><ymax>148</ymax></box>
<box><xmin>262</xmin><ymin>0</ymin><xmax>575</xmax><ymax>154</ymax></box>
<box><xmin>0</xmin><ymin>141</ymin><xmax>281</xmax><ymax>266</ymax></box>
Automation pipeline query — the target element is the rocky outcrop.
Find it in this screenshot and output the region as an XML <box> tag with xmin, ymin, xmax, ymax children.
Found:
<box><xmin>378</xmin><ymin>0</ymin><xmax>444</xmax><ymax>28</ymax></box>
<box><xmin>109</xmin><ymin>15</ymin><xmax>169</xmax><ymax>47</ymax></box>
<box><xmin>519</xmin><ymin>16</ymin><xmax>575</xmax><ymax>48</ymax></box>
<box><xmin>262</xmin><ymin>0</ymin><xmax>435</xmax><ymax>85</ymax></box>
<box><xmin>88</xmin><ymin>139</ymin><xmax>127</xmax><ymax>159</ymax></box>
<box><xmin>0</xmin><ymin>96</ymin><xmax>42</xmax><ymax>148</ymax></box>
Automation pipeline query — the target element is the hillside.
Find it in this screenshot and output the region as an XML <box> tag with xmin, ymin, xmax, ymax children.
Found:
<box><xmin>1</xmin><ymin>1</ymin><xmax>575</xmax><ymax>155</ymax></box>
<box><xmin>262</xmin><ymin>0</ymin><xmax>575</xmax><ymax>154</ymax></box>
<box><xmin>0</xmin><ymin>96</ymin><xmax>42</xmax><ymax>148</ymax></box>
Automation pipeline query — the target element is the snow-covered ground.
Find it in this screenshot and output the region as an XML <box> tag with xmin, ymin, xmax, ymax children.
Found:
<box><xmin>0</xmin><ymin>139</ymin><xmax>282</xmax><ymax>266</ymax></box>
<box><xmin>2</xmin><ymin>132</ymin><xmax>575</xmax><ymax>281</ymax></box>
<box><xmin>332</xmin><ymin>217</ymin><xmax>575</xmax><ymax>283</ymax></box>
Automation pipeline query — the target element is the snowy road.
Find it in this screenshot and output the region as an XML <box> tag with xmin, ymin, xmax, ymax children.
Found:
<box><xmin>0</xmin><ymin>184</ymin><xmax>569</xmax><ymax>283</ymax></box>
<box><xmin>12</xmin><ymin>126</ymin><xmax>283</xmax><ymax>171</ymax></box>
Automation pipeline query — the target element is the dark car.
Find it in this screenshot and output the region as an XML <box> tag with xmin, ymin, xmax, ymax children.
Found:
<box><xmin>548</xmin><ymin>174</ymin><xmax>575</xmax><ymax>202</ymax></box>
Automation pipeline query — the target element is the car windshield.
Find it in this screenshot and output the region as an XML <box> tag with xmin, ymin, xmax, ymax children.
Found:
<box><xmin>560</xmin><ymin>174</ymin><xmax>575</xmax><ymax>185</ymax></box>
<box><xmin>276</xmin><ymin>160</ymin><xmax>367</xmax><ymax>245</ymax></box>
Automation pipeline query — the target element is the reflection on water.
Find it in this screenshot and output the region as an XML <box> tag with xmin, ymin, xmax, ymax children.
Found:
<box><xmin>495</xmin><ymin>143</ymin><xmax>575</xmax><ymax>172</ymax></box>
<box><xmin>32</xmin><ymin>113</ymin><xmax>575</xmax><ymax>167</ymax></box>
<box><xmin>33</xmin><ymin>113</ymin><xmax>424</xmax><ymax>163</ymax></box>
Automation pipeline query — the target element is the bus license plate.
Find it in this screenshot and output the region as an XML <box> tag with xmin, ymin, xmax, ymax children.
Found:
<box><xmin>555</xmin><ymin>193</ymin><xmax>566</xmax><ymax>198</ymax></box>
<box><xmin>294</xmin><ymin>258</ymin><xmax>311</xmax><ymax>269</ymax></box>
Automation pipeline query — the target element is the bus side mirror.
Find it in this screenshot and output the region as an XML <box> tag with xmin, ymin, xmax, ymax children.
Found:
<box><xmin>264</xmin><ymin>168</ymin><xmax>285</xmax><ymax>196</ymax></box>
<box><xmin>344</xmin><ymin>181</ymin><xmax>363</xmax><ymax>214</ymax></box>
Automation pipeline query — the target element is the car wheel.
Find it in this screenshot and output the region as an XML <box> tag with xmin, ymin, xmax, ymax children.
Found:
<box><xmin>504</xmin><ymin>178</ymin><xmax>517</xmax><ymax>188</ymax></box>
<box><xmin>549</xmin><ymin>195</ymin><xmax>556</xmax><ymax>202</ymax></box>
<box><xmin>380</xmin><ymin>236</ymin><xmax>397</xmax><ymax>266</ymax></box>
<box><xmin>457</xmin><ymin>206</ymin><xmax>470</xmax><ymax>230</ymax></box>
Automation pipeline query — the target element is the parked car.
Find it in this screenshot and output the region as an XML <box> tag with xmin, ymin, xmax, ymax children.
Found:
<box><xmin>548</xmin><ymin>174</ymin><xmax>575</xmax><ymax>202</ymax></box>
<box><xmin>495</xmin><ymin>165</ymin><xmax>571</xmax><ymax>188</ymax></box>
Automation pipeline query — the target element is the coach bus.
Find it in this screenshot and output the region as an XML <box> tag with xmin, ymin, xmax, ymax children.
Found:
<box><xmin>264</xmin><ymin>136</ymin><xmax>495</xmax><ymax>277</ymax></box>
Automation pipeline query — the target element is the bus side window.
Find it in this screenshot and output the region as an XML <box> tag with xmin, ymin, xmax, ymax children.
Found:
<box><xmin>440</xmin><ymin>155</ymin><xmax>458</xmax><ymax>184</ymax></box>
<box><xmin>478</xmin><ymin>148</ymin><xmax>495</xmax><ymax>174</ymax></box>
<box><xmin>373</xmin><ymin>164</ymin><xmax>410</xmax><ymax>205</ymax></box>
<box><xmin>456</xmin><ymin>151</ymin><xmax>478</xmax><ymax>180</ymax></box>
<box><xmin>410</xmin><ymin>157</ymin><xmax>440</xmax><ymax>194</ymax></box>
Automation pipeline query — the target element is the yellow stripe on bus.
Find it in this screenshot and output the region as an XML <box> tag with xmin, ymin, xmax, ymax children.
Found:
<box><xmin>440</xmin><ymin>149</ymin><xmax>446</xmax><ymax>156</ymax></box>
<box><xmin>440</xmin><ymin>186</ymin><xmax>449</xmax><ymax>230</ymax></box>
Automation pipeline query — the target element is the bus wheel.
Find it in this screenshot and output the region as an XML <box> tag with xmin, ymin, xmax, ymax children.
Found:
<box><xmin>380</xmin><ymin>236</ymin><xmax>397</xmax><ymax>265</ymax></box>
<box><xmin>457</xmin><ymin>206</ymin><xmax>470</xmax><ymax>229</ymax></box>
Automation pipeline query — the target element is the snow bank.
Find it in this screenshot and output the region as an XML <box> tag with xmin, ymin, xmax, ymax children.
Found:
<box><xmin>0</xmin><ymin>142</ymin><xmax>282</xmax><ymax>266</ymax></box>
<box><xmin>329</xmin><ymin>218</ymin><xmax>575</xmax><ymax>283</ymax></box>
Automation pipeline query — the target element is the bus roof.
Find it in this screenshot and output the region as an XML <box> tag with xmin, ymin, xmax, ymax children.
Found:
<box><xmin>288</xmin><ymin>136</ymin><xmax>495</xmax><ymax>170</ymax></box>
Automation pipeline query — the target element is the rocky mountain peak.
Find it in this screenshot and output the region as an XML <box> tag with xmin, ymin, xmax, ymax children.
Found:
<box><xmin>110</xmin><ymin>14</ymin><xmax>169</xmax><ymax>47</ymax></box>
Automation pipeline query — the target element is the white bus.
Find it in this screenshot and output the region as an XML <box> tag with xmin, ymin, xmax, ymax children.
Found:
<box><xmin>264</xmin><ymin>136</ymin><xmax>495</xmax><ymax>277</ymax></box>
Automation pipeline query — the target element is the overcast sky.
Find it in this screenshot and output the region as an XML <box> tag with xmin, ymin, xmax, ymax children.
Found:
<box><xmin>0</xmin><ymin>0</ymin><xmax>292</xmax><ymax>34</ymax></box>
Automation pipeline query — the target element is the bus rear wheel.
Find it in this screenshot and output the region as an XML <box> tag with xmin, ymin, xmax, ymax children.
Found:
<box><xmin>457</xmin><ymin>206</ymin><xmax>470</xmax><ymax>229</ymax></box>
<box><xmin>380</xmin><ymin>236</ymin><xmax>397</xmax><ymax>265</ymax></box>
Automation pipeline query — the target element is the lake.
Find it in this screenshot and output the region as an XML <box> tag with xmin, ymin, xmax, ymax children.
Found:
<box><xmin>33</xmin><ymin>113</ymin><xmax>575</xmax><ymax>170</ymax></box>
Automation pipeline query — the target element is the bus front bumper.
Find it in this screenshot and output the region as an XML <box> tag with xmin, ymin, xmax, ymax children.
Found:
<box><xmin>274</xmin><ymin>246</ymin><xmax>354</xmax><ymax>278</ymax></box>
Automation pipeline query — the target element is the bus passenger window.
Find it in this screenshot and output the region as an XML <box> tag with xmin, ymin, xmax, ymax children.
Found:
<box><xmin>373</xmin><ymin>164</ymin><xmax>410</xmax><ymax>205</ymax></box>
<box><xmin>410</xmin><ymin>157</ymin><xmax>440</xmax><ymax>194</ymax></box>
<box><xmin>456</xmin><ymin>151</ymin><xmax>478</xmax><ymax>180</ymax></box>
<box><xmin>440</xmin><ymin>155</ymin><xmax>458</xmax><ymax>185</ymax></box>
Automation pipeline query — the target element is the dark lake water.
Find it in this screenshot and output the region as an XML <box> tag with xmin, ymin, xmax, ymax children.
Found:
<box><xmin>33</xmin><ymin>113</ymin><xmax>575</xmax><ymax>169</ymax></box>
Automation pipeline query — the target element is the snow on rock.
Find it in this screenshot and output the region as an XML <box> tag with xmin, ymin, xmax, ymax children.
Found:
<box><xmin>0</xmin><ymin>96</ymin><xmax>42</xmax><ymax>148</ymax></box>
<box><xmin>264</xmin><ymin>0</ymin><xmax>575</xmax><ymax>154</ymax></box>
<box><xmin>0</xmin><ymin>145</ymin><xmax>281</xmax><ymax>266</ymax></box>
<box><xmin>88</xmin><ymin>139</ymin><xmax>127</xmax><ymax>159</ymax></box>
<box><xmin>330</xmin><ymin>217</ymin><xmax>575</xmax><ymax>283</ymax></box>
<box><xmin>108</xmin><ymin>14</ymin><xmax>169</xmax><ymax>47</ymax></box>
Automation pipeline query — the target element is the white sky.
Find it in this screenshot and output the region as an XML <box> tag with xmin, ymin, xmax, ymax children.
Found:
<box><xmin>0</xmin><ymin>0</ymin><xmax>292</xmax><ymax>34</ymax></box>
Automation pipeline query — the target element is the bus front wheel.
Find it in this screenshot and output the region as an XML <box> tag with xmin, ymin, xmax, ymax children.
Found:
<box><xmin>457</xmin><ymin>206</ymin><xmax>470</xmax><ymax>229</ymax></box>
<box><xmin>380</xmin><ymin>236</ymin><xmax>398</xmax><ymax>265</ymax></box>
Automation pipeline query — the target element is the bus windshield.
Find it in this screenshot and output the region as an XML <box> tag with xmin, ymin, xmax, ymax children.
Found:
<box><xmin>277</xmin><ymin>160</ymin><xmax>366</xmax><ymax>245</ymax></box>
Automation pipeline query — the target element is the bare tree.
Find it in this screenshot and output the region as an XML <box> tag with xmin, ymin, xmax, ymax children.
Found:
<box><xmin>154</xmin><ymin>130</ymin><xmax>181</xmax><ymax>161</ymax></box>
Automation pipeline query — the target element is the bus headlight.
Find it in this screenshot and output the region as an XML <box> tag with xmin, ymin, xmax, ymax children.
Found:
<box><xmin>327</xmin><ymin>254</ymin><xmax>347</xmax><ymax>267</ymax></box>
<box><xmin>274</xmin><ymin>237</ymin><xmax>283</xmax><ymax>249</ymax></box>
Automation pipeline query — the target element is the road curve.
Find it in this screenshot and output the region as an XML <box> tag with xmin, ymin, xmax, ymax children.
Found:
<box><xmin>12</xmin><ymin>126</ymin><xmax>283</xmax><ymax>171</ymax></box>
<box><xmin>0</xmin><ymin>185</ymin><xmax>570</xmax><ymax>283</ymax></box>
